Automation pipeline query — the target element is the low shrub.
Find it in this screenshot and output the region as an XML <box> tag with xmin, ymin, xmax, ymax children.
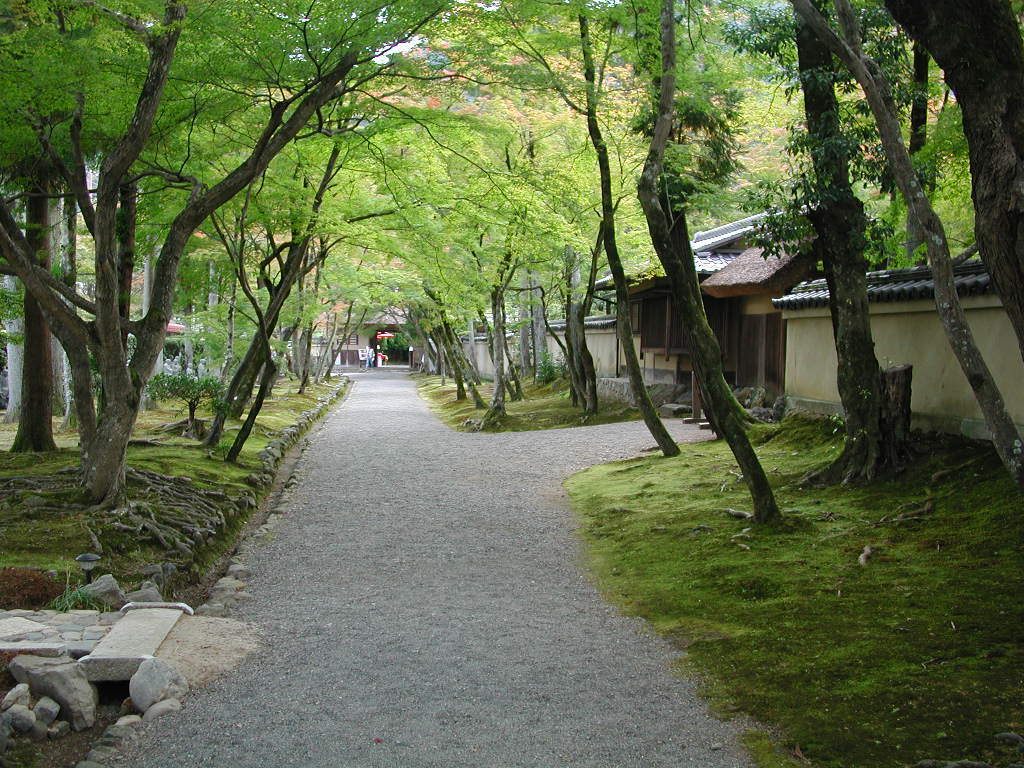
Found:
<box><xmin>0</xmin><ymin>567</ymin><xmax>63</xmax><ymax>609</ymax></box>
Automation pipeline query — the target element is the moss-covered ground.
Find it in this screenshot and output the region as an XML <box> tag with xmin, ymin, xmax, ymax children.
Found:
<box><xmin>416</xmin><ymin>374</ymin><xmax>640</xmax><ymax>431</ymax></box>
<box><xmin>0</xmin><ymin>380</ymin><xmax>344</xmax><ymax>583</ymax></box>
<box><xmin>566</xmin><ymin>417</ymin><xmax>1024</xmax><ymax>768</ymax></box>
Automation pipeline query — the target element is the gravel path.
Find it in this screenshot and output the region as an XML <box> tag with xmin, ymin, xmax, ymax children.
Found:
<box><xmin>124</xmin><ymin>370</ymin><xmax>755</xmax><ymax>768</ymax></box>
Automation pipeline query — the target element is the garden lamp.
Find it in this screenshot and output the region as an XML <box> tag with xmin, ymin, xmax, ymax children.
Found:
<box><xmin>75</xmin><ymin>553</ymin><xmax>101</xmax><ymax>583</ymax></box>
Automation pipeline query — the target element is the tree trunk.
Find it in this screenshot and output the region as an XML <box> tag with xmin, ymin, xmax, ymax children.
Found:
<box><xmin>562</xmin><ymin>249</ymin><xmax>586</xmax><ymax>407</ymax></box>
<box><xmin>226</xmin><ymin>359</ymin><xmax>277</xmax><ymax>463</ymax></box>
<box><xmin>58</xmin><ymin>194</ymin><xmax>78</xmax><ymax>429</ymax></box>
<box><xmin>579</xmin><ymin>13</ymin><xmax>678</xmax><ymax>458</ymax></box>
<box><xmin>531</xmin><ymin>270</ymin><xmax>546</xmax><ymax>382</ymax></box>
<box><xmin>442</xmin><ymin>322</ymin><xmax>485</xmax><ymax>407</ymax></box>
<box><xmin>297</xmin><ymin>323</ymin><xmax>313</xmax><ymax>394</ymax></box>
<box><xmin>222</xmin><ymin>279</ymin><xmax>237</xmax><ymax>384</ymax></box>
<box><xmin>519</xmin><ymin>272</ymin><xmax>533</xmax><ymax>379</ymax></box>
<box><xmin>11</xmin><ymin>188</ymin><xmax>57</xmax><ymax>453</ymax></box>
<box><xmin>884</xmin><ymin>0</ymin><xmax>1024</xmax><ymax>363</ymax></box>
<box><xmin>116</xmin><ymin>181</ymin><xmax>137</xmax><ymax>350</ymax></box>
<box><xmin>795</xmin><ymin>6</ymin><xmax>908</xmax><ymax>484</ymax></box>
<box><xmin>482</xmin><ymin>287</ymin><xmax>507</xmax><ymax>428</ymax></box>
<box><xmin>502</xmin><ymin>331</ymin><xmax>525</xmax><ymax>401</ymax></box>
<box><xmin>905</xmin><ymin>42</ymin><xmax>929</xmax><ymax>264</ymax></box>
<box><xmin>792</xmin><ymin>0</ymin><xmax>1024</xmax><ymax>487</ymax></box>
<box><xmin>2</xmin><ymin>276</ymin><xmax>23</xmax><ymax>424</ymax></box>
<box><xmin>637</xmin><ymin>0</ymin><xmax>778</xmax><ymax>521</ymax></box>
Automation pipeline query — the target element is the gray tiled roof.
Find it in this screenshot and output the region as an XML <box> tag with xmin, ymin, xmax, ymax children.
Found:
<box><xmin>693</xmin><ymin>251</ymin><xmax>740</xmax><ymax>274</ymax></box>
<box><xmin>773</xmin><ymin>261</ymin><xmax>992</xmax><ymax>310</ymax></box>
<box><xmin>691</xmin><ymin>212</ymin><xmax>768</xmax><ymax>253</ymax></box>
<box><xmin>547</xmin><ymin>314</ymin><xmax>617</xmax><ymax>331</ymax></box>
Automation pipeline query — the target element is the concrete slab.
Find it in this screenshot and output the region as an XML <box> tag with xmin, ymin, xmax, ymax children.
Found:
<box><xmin>0</xmin><ymin>642</ymin><xmax>67</xmax><ymax>657</ymax></box>
<box><xmin>78</xmin><ymin>608</ymin><xmax>183</xmax><ymax>682</ymax></box>
<box><xmin>0</xmin><ymin>617</ymin><xmax>46</xmax><ymax>640</ymax></box>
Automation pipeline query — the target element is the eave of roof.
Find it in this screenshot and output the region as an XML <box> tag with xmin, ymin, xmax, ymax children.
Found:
<box><xmin>547</xmin><ymin>314</ymin><xmax>618</xmax><ymax>331</ymax></box>
<box><xmin>773</xmin><ymin>260</ymin><xmax>992</xmax><ymax>310</ymax></box>
<box><xmin>701</xmin><ymin>247</ymin><xmax>816</xmax><ymax>298</ymax></box>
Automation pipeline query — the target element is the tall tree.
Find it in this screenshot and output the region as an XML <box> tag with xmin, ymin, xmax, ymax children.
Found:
<box><xmin>637</xmin><ymin>0</ymin><xmax>778</xmax><ymax>523</ymax></box>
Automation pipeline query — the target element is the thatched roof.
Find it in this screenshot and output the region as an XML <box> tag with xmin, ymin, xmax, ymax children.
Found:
<box><xmin>700</xmin><ymin>247</ymin><xmax>815</xmax><ymax>298</ymax></box>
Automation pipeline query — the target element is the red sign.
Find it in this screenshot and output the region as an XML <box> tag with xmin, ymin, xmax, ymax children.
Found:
<box><xmin>376</xmin><ymin>332</ymin><xmax>396</xmax><ymax>338</ymax></box>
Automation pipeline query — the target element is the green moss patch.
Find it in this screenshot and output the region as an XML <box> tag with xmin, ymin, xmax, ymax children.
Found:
<box><xmin>566</xmin><ymin>417</ymin><xmax>1024</xmax><ymax>768</ymax></box>
<box><xmin>416</xmin><ymin>374</ymin><xmax>640</xmax><ymax>432</ymax></box>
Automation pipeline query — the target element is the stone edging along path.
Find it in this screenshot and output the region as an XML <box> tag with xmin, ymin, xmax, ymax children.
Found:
<box><xmin>241</xmin><ymin>379</ymin><xmax>351</xmax><ymax>493</ymax></box>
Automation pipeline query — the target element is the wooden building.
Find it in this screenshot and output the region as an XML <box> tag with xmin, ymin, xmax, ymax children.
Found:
<box><xmin>624</xmin><ymin>214</ymin><xmax>814</xmax><ymax>399</ymax></box>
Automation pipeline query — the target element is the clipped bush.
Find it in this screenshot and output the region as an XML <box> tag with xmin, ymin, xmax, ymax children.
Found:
<box><xmin>0</xmin><ymin>567</ymin><xmax>63</xmax><ymax>610</ymax></box>
<box><xmin>148</xmin><ymin>371</ymin><xmax>224</xmax><ymax>438</ymax></box>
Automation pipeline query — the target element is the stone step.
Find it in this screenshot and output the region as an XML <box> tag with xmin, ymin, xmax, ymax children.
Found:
<box><xmin>78</xmin><ymin>608</ymin><xmax>183</xmax><ymax>682</ymax></box>
<box><xmin>681</xmin><ymin>416</ymin><xmax>703</xmax><ymax>424</ymax></box>
<box><xmin>698</xmin><ymin>422</ymin><xmax>715</xmax><ymax>430</ymax></box>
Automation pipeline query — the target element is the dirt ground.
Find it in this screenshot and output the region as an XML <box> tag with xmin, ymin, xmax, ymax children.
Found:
<box><xmin>154</xmin><ymin>615</ymin><xmax>261</xmax><ymax>687</ymax></box>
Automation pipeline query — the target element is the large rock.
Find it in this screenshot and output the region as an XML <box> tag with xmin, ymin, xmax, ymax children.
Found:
<box><xmin>129</xmin><ymin>658</ymin><xmax>188</xmax><ymax>713</ymax></box>
<box><xmin>125</xmin><ymin>582</ymin><xmax>163</xmax><ymax>603</ymax></box>
<box><xmin>8</xmin><ymin>655</ymin><xmax>97</xmax><ymax>731</ymax></box>
<box><xmin>0</xmin><ymin>684</ymin><xmax>30</xmax><ymax>711</ymax></box>
<box><xmin>81</xmin><ymin>574</ymin><xmax>126</xmax><ymax>608</ymax></box>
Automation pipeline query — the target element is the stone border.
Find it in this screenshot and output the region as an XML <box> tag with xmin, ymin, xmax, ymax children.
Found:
<box><xmin>241</xmin><ymin>380</ymin><xmax>350</xmax><ymax>491</ymax></box>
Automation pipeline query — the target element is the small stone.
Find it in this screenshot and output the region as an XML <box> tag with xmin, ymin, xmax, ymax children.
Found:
<box><xmin>65</xmin><ymin>640</ymin><xmax>98</xmax><ymax>659</ymax></box>
<box><xmin>33</xmin><ymin>697</ymin><xmax>60</xmax><ymax>726</ymax></box>
<box><xmin>75</xmin><ymin>762</ymin><xmax>109</xmax><ymax>768</ymax></box>
<box><xmin>115</xmin><ymin>715</ymin><xmax>142</xmax><ymax>727</ymax></box>
<box><xmin>7</xmin><ymin>705</ymin><xmax>35</xmax><ymax>733</ymax></box>
<box><xmin>101</xmin><ymin>723</ymin><xmax>139</xmax><ymax>747</ymax></box>
<box><xmin>142</xmin><ymin>698</ymin><xmax>181</xmax><ymax>722</ymax></box>
<box><xmin>28</xmin><ymin>719</ymin><xmax>49</xmax><ymax>742</ymax></box>
<box><xmin>98</xmin><ymin>612</ymin><xmax>122</xmax><ymax>626</ymax></box>
<box><xmin>85</xmin><ymin>745</ymin><xmax>120</xmax><ymax>762</ymax></box>
<box><xmin>129</xmin><ymin>658</ymin><xmax>188</xmax><ymax>713</ymax></box>
<box><xmin>226</xmin><ymin>563</ymin><xmax>251</xmax><ymax>580</ymax></box>
<box><xmin>709</xmin><ymin>743</ymin><xmax>723</xmax><ymax>751</ymax></box>
<box><xmin>1</xmin><ymin>684</ymin><xmax>30</xmax><ymax>711</ymax></box>
<box><xmin>48</xmin><ymin>720</ymin><xmax>70</xmax><ymax>739</ymax></box>
<box><xmin>195</xmin><ymin>603</ymin><xmax>225</xmax><ymax>617</ymax></box>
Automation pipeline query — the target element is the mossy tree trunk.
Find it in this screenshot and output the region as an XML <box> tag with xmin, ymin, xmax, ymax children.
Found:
<box><xmin>11</xmin><ymin>185</ymin><xmax>57</xmax><ymax>453</ymax></box>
